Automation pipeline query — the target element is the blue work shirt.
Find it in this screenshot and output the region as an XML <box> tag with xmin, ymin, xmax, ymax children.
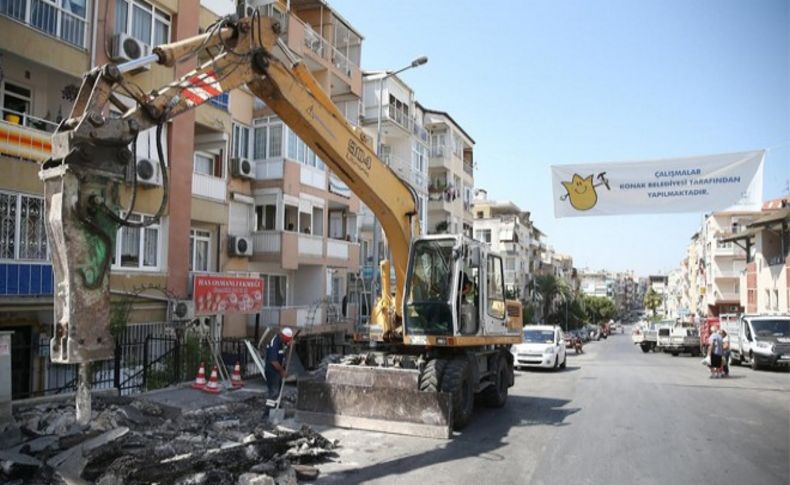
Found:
<box><xmin>265</xmin><ymin>334</ymin><xmax>286</xmax><ymax>371</ymax></box>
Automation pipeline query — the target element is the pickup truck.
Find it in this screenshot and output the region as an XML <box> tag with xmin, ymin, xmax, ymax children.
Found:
<box><xmin>632</xmin><ymin>322</ymin><xmax>658</xmax><ymax>352</ymax></box>
<box><xmin>664</xmin><ymin>326</ymin><xmax>701</xmax><ymax>356</ymax></box>
<box><xmin>729</xmin><ymin>315</ymin><xmax>790</xmax><ymax>370</ymax></box>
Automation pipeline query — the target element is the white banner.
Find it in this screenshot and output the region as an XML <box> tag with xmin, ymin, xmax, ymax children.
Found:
<box><xmin>551</xmin><ymin>150</ymin><xmax>764</xmax><ymax>217</ymax></box>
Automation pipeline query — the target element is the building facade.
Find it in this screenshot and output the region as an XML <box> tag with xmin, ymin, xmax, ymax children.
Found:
<box><xmin>422</xmin><ymin>104</ymin><xmax>475</xmax><ymax>237</ymax></box>
<box><xmin>0</xmin><ymin>0</ymin><xmax>369</xmax><ymax>396</ymax></box>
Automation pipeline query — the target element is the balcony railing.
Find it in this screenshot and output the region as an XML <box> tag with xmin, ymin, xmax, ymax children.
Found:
<box><xmin>252</xmin><ymin>231</ymin><xmax>281</xmax><ymax>253</ymax></box>
<box><xmin>1</xmin><ymin>0</ymin><xmax>88</xmax><ymax>48</ymax></box>
<box><xmin>208</xmin><ymin>93</ymin><xmax>229</xmax><ymax>111</ymax></box>
<box><xmin>256</xmin><ymin>158</ymin><xmax>284</xmax><ymax>179</ymax></box>
<box><xmin>463</xmin><ymin>161</ymin><xmax>474</xmax><ymax>176</ymax></box>
<box><xmin>300</xmin><ymin>163</ymin><xmax>327</xmax><ymax>190</ymax></box>
<box><xmin>298</xmin><ymin>234</ymin><xmax>323</xmax><ymax>257</ymax></box>
<box><xmin>192</xmin><ymin>172</ymin><xmax>227</xmax><ymax>201</ymax></box>
<box><xmin>383</xmin><ymin>154</ymin><xmax>428</xmax><ymax>191</ymax></box>
<box><xmin>0</xmin><ymin>115</ymin><xmax>55</xmax><ymax>161</ymax></box>
<box><xmin>296</xmin><ymin>17</ymin><xmax>357</xmax><ymax>78</ymax></box>
<box><xmin>0</xmin><ymin>262</ymin><xmax>53</xmax><ymax>296</ymax></box>
<box><xmin>326</xmin><ymin>239</ymin><xmax>350</xmax><ymax>259</ymax></box>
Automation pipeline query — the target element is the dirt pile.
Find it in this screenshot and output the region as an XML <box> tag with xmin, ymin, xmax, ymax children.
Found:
<box><xmin>4</xmin><ymin>394</ymin><xmax>337</xmax><ymax>484</ymax></box>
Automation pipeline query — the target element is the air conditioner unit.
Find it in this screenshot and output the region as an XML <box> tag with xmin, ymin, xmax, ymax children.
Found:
<box><xmin>229</xmin><ymin>235</ymin><xmax>253</xmax><ymax>257</ymax></box>
<box><xmin>168</xmin><ymin>300</ymin><xmax>195</xmax><ymax>322</ymax></box>
<box><xmin>126</xmin><ymin>158</ymin><xmax>162</xmax><ymax>187</ymax></box>
<box><xmin>110</xmin><ymin>33</ymin><xmax>151</xmax><ymax>66</ymax></box>
<box><xmin>231</xmin><ymin>157</ymin><xmax>254</xmax><ymax>179</ymax></box>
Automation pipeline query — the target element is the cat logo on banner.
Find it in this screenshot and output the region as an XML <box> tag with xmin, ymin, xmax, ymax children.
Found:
<box><xmin>551</xmin><ymin>150</ymin><xmax>764</xmax><ymax>218</ymax></box>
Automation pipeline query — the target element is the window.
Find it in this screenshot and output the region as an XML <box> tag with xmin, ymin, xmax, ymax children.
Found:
<box><xmin>194</xmin><ymin>151</ymin><xmax>223</xmax><ymax>177</ymax></box>
<box><xmin>285</xmin><ymin>126</ymin><xmax>323</xmax><ymax>169</ymax></box>
<box><xmin>1</xmin><ymin>81</ymin><xmax>32</xmax><ymax>122</ymax></box>
<box><xmin>113</xmin><ymin>214</ymin><xmax>160</xmax><ymax>270</ymax></box>
<box><xmin>232</xmin><ymin>123</ymin><xmax>251</xmax><ymax>159</ymax></box>
<box><xmin>0</xmin><ymin>192</ymin><xmax>48</xmax><ymax>261</ymax></box>
<box><xmin>253</xmin><ymin>117</ymin><xmax>283</xmax><ymax>159</ymax></box>
<box><xmin>255</xmin><ymin>204</ymin><xmax>277</xmax><ymax>230</ymax></box>
<box><xmin>475</xmin><ymin>229</ymin><xmax>491</xmax><ymax>244</ymax></box>
<box><xmin>262</xmin><ymin>274</ymin><xmax>286</xmax><ymax>307</ymax></box>
<box><xmin>487</xmin><ymin>255</ymin><xmax>505</xmax><ymax>319</ymax></box>
<box><xmin>189</xmin><ymin>229</ymin><xmax>210</xmax><ymax>272</ymax></box>
<box><xmin>116</xmin><ymin>0</ymin><xmax>170</xmax><ymax>47</ymax></box>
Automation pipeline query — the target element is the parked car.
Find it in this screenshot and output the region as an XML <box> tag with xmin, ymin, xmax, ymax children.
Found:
<box><xmin>729</xmin><ymin>314</ymin><xmax>790</xmax><ymax>370</ymax></box>
<box><xmin>632</xmin><ymin>321</ymin><xmax>658</xmax><ymax>352</ymax></box>
<box><xmin>512</xmin><ymin>325</ymin><xmax>567</xmax><ymax>370</ymax></box>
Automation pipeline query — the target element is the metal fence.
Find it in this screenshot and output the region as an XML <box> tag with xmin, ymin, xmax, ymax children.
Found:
<box><xmin>11</xmin><ymin>323</ymin><xmax>255</xmax><ymax>400</ymax></box>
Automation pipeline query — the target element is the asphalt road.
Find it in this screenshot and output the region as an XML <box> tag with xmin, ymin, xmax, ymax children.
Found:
<box><xmin>314</xmin><ymin>327</ymin><xmax>790</xmax><ymax>485</ymax></box>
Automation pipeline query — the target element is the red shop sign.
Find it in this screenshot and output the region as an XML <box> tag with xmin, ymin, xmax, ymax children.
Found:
<box><xmin>193</xmin><ymin>275</ymin><xmax>264</xmax><ymax>315</ymax></box>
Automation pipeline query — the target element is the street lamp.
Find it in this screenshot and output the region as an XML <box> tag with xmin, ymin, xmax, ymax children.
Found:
<box><xmin>370</xmin><ymin>56</ymin><xmax>428</xmax><ymax>302</ymax></box>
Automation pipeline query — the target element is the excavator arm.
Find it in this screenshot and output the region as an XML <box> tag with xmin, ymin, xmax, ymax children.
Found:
<box><xmin>43</xmin><ymin>14</ymin><xmax>414</xmax><ymax>364</ymax></box>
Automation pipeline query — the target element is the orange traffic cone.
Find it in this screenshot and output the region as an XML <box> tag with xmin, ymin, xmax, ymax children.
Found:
<box><xmin>231</xmin><ymin>361</ymin><xmax>244</xmax><ymax>388</ymax></box>
<box><xmin>202</xmin><ymin>366</ymin><xmax>221</xmax><ymax>394</ymax></box>
<box><xmin>191</xmin><ymin>362</ymin><xmax>206</xmax><ymax>390</ymax></box>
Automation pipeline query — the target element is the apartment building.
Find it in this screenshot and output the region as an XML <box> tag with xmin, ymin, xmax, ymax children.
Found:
<box><xmin>422</xmin><ymin>103</ymin><xmax>475</xmax><ymax>237</ymax></box>
<box><xmin>579</xmin><ymin>270</ymin><xmax>612</xmax><ymax>298</ymax></box>
<box><xmin>698</xmin><ymin>210</ymin><xmax>761</xmax><ymax>316</ymax></box>
<box><xmin>0</xmin><ymin>0</ymin><xmax>366</xmax><ymax>396</ymax></box>
<box><xmin>721</xmin><ymin>197</ymin><xmax>789</xmax><ymax>314</ymax></box>
<box><xmin>0</xmin><ymin>0</ymin><xmax>204</xmax><ymax>399</ymax></box>
<box><xmin>472</xmin><ymin>190</ymin><xmax>534</xmax><ymax>300</ymax></box>
<box><xmin>239</xmin><ymin>0</ymin><xmax>364</xmax><ymax>351</ymax></box>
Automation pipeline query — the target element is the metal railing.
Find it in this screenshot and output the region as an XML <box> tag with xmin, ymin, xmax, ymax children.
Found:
<box><xmin>0</xmin><ymin>0</ymin><xmax>88</xmax><ymax>48</ymax></box>
<box><xmin>10</xmin><ymin>323</ymin><xmax>257</xmax><ymax>400</ymax></box>
<box><xmin>2</xmin><ymin>108</ymin><xmax>59</xmax><ymax>133</ymax></box>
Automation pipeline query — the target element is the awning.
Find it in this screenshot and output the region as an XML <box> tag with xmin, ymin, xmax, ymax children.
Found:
<box><xmin>719</xmin><ymin>229</ymin><xmax>758</xmax><ymax>244</ymax></box>
<box><xmin>747</xmin><ymin>207</ymin><xmax>790</xmax><ymax>228</ymax></box>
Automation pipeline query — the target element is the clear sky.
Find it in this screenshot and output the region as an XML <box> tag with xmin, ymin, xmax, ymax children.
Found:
<box><xmin>331</xmin><ymin>0</ymin><xmax>789</xmax><ymax>277</ymax></box>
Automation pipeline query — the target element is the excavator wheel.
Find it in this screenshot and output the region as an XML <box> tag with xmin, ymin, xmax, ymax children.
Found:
<box><xmin>419</xmin><ymin>358</ymin><xmax>448</xmax><ymax>392</ymax></box>
<box><xmin>441</xmin><ymin>358</ymin><xmax>474</xmax><ymax>430</ymax></box>
<box><xmin>481</xmin><ymin>353</ymin><xmax>509</xmax><ymax>408</ymax></box>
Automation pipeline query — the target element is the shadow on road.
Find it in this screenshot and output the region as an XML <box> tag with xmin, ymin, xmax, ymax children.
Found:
<box><xmin>518</xmin><ymin>366</ymin><xmax>580</xmax><ymax>373</ymax></box>
<box><xmin>323</xmin><ymin>395</ymin><xmax>579</xmax><ymax>483</ymax></box>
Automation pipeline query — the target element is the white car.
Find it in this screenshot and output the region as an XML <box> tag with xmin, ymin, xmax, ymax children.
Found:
<box><xmin>511</xmin><ymin>325</ymin><xmax>567</xmax><ymax>370</ymax></box>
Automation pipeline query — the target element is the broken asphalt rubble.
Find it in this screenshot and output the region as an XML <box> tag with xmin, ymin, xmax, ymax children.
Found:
<box><xmin>3</xmin><ymin>394</ymin><xmax>338</xmax><ymax>484</ymax></box>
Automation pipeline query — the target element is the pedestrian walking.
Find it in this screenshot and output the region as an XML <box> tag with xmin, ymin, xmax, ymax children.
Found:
<box><xmin>720</xmin><ymin>328</ymin><xmax>730</xmax><ymax>377</ymax></box>
<box><xmin>264</xmin><ymin>327</ymin><xmax>294</xmax><ymax>399</ymax></box>
<box><xmin>707</xmin><ymin>325</ymin><xmax>724</xmax><ymax>378</ymax></box>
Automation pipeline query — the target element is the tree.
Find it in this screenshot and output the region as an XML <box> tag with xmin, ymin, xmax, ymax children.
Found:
<box><xmin>583</xmin><ymin>295</ymin><xmax>617</xmax><ymax>325</ymax></box>
<box><xmin>521</xmin><ymin>302</ymin><xmax>537</xmax><ymax>326</ymax></box>
<box><xmin>644</xmin><ymin>287</ymin><xmax>663</xmax><ymax>317</ymax></box>
<box><xmin>533</xmin><ymin>275</ymin><xmax>570</xmax><ymax>324</ymax></box>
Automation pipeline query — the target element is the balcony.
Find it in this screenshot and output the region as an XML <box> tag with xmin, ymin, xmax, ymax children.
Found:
<box><xmin>0</xmin><ymin>262</ymin><xmax>53</xmax><ymax>296</ymax></box>
<box><xmin>252</xmin><ymin>231</ymin><xmax>281</xmax><ymax>253</ymax></box>
<box><xmin>1</xmin><ymin>0</ymin><xmax>88</xmax><ymax>48</ymax></box>
<box><xmin>0</xmin><ymin>113</ymin><xmax>56</xmax><ymax>162</ymax></box>
<box><xmin>383</xmin><ymin>154</ymin><xmax>428</xmax><ymax>192</ymax></box>
<box><xmin>192</xmin><ymin>173</ymin><xmax>227</xmax><ymax>201</ymax></box>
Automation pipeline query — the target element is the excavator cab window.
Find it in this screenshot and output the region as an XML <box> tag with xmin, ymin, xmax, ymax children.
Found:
<box><xmin>404</xmin><ymin>239</ymin><xmax>455</xmax><ymax>335</ymax></box>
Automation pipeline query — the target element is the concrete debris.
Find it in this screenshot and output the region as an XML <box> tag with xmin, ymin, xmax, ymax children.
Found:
<box><xmin>5</xmin><ymin>394</ymin><xmax>338</xmax><ymax>484</ymax></box>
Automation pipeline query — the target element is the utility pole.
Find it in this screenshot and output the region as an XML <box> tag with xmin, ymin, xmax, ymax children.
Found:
<box><xmin>369</xmin><ymin>56</ymin><xmax>428</xmax><ymax>304</ymax></box>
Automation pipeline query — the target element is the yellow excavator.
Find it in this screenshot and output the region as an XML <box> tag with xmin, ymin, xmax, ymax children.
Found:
<box><xmin>42</xmin><ymin>6</ymin><xmax>522</xmax><ymax>438</ymax></box>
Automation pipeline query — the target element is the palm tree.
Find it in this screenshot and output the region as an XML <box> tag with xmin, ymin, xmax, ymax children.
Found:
<box><xmin>533</xmin><ymin>275</ymin><xmax>570</xmax><ymax>324</ymax></box>
<box><xmin>644</xmin><ymin>287</ymin><xmax>663</xmax><ymax>317</ymax></box>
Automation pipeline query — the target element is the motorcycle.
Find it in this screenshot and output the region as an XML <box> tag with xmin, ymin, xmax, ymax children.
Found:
<box><xmin>574</xmin><ymin>337</ymin><xmax>584</xmax><ymax>354</ymax></box>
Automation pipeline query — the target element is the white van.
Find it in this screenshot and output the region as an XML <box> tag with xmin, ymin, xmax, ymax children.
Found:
<box><xmin>729</xmin><ymin>315</ymin><xmax>790</xmax><ymax>370</ymax></box>
<box><xmin>511</xmin><ymin>325</ymin><xmax>567</xmax><ymax>370</ymax></box>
